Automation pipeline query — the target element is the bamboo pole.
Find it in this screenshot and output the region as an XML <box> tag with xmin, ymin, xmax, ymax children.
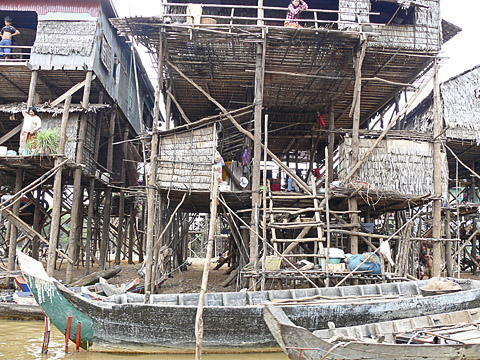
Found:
<box><xmin>432</xmin><ymin>59</ymin><xmax>442</xmax><ymax>277</ymax></box>
<box><xmin>328</xmin><ymin>103</ymin><xmax>335</xmax><ymax>184</ymax></box>
<box><xmin>47</xmin><ymin>95</ymin><xmax>71</xmax><ymax>276</ymax></box>
<box><xmin>195</xmin><ymin>165</ymin><xmax>219</xmax><ymax>359</ymax></box>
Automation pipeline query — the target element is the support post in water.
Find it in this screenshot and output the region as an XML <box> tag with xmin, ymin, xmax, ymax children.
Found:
<box><xmin>195</xmin><ymin>165</ymin><xmax>220</xmax><ymax>359</ymax></box>
<box><xmin>65</xmin><ymin>316</ymin><xmax>72</xmax><ymax>352</ymax></box>
<box><xmin>42</xmin><ymin>315</ymin><xmax>50</xmax><ymax>354</ymax></box>
<box><xmin>76</xmin><ymin>322</ymin><xmax>81</xmax><ymax>352</ymax></box>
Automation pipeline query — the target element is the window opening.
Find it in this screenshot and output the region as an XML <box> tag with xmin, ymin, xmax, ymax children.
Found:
<box><xmin>370</xmin><ymin>0</ymin><xmax>415</xmax><ymax>25</ymax></box>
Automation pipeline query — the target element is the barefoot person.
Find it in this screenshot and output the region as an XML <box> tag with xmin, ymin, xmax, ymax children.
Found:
<box><xmin>0</xmin><ymin>16</ymin><xmax>20</xmax><ymax>60</ymax></box>
<box><xmin>284</xmin><ymin>0</ymin><xmax>308</xmax><ymax>28</ymax></box>
<box><xmin>20</xmin><ymin>107</ymin><xmax>41</xmax><ymax>154</ymax></box>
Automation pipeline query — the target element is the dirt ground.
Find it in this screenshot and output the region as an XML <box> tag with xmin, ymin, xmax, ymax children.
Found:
<box><xmin>47</xmin><ymin>256</ymin><xmax>238</xmax><ymax>294</ymax></box>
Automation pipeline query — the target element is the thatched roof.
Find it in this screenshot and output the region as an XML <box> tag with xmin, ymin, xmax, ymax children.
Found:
<box><xmin>0</xmin><ymin>102</ymin><xmax>110</xmax><ymax>116</ymax></box>
<box><xmin>33</xmin><ymin>21</ymin><xmax>97</xmax><ymax>57</ymax></box>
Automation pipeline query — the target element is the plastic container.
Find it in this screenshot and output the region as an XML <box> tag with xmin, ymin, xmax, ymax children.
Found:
<box><xmin>265</xmin><ymin>256</ymin><xmax>281</xmax><ymax>270</ymax></box>
<box><xmin>0</xmin><ymin>146</ymin><xmax>7</xmax><ymax>156</ymax></box>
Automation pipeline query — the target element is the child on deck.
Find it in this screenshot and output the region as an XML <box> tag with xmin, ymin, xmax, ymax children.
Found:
<box><xmin>284</xmin><ymin>0</ymin><xmax>308</xmax><ymax>28</ymax></box>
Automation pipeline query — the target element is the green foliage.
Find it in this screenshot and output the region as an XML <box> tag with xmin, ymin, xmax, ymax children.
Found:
<box><xmin>34</xmin><ymin>128</ymin><xmax>60</xmax><ymax>154</ymax></box>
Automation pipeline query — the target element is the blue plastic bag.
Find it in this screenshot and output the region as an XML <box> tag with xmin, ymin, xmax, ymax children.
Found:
<box><xmin>347</xmin><ymin>253</ymin><xmax>381</xmax><ymax>274</ymax></box>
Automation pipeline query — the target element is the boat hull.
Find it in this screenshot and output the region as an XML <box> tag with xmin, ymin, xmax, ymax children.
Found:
<box><xmin>264</xmin><ymin>305</ymin><xmax>480</xmax><ymax>360</ymax></box>
<box><xmin>17</xmin><ymin>253</ymin><xmax>480</xmax><ymax>353</ymax></box>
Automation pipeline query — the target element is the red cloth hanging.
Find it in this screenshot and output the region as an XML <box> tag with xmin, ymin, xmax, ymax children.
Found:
<box><xmin>318</xmin><ymin>114</ymin><xmax>325</xmax><ymax>128</ymax></box>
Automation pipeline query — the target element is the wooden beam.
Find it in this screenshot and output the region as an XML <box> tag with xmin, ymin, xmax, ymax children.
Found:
<box><xmin>49</xmin><ymin>75</ymin><xmax>96</xmax><ymax>108</ymax></box>
<box><xmin>0</xmin><ymin>124</ymin><xmax>22</xmax><ymax>146</ymax></box>
<box><xmin>4</xmin><ymin>209</ymin><xmax>73</xmax><ymax>264</ymax></box>
<box><xmin>166</xmin><ymin>88</ymin><xmax>191</xmax><ymax>124</ymax></box>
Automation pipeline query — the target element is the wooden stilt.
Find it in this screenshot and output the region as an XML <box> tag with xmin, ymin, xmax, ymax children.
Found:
<box><xmin>47</xmin><ymin>95</ymin><xmax>71</xmax><ymax>276</ymax></box>
<box><xmin>432</xmin><ymin>58</ymin><xmax>443</xmax><ymax>277</ymax></box>
<box><xmin>249</xmin><ymin>37</ymin><xmax>265</xmax><ymax>287</ymax></box>
<box><xmin>66</xmin><ymin>110</ymin><xmax>89</xmax><ymax>283</ymax></box>
<box><xmin>328</xmin><ymin>103</ymin><xmax>335</xmax><ymax>184</ymax></box>
<box><xmin>128</xmin><ymin>203</ymin><xmax>135</xmax><ymax>264</ymax></box>
<box><xmin>31</xmin><ymin>189</ymin><xmax>42</xmax><ymax>260</ymax></box>
<box><xmin>445</xmin><ymin>209</ymin><xmax>453</xmax><ymax>277</ymax></box>
<box><xmin>27</xmin><ymin>70</ymin><xmax>38</xmax><ymax>108</ymax></box>
<box><xmin>115</xmin><ymin>127</ymin><xmax>129</xmax><ymax>265</ymax></box>
<box><xmin>261</xmin><ymin>115</ymin><xmax>268</xmax><ymax>291</ymax></box>
<box><xmin>145</xmin><ymin>33</ymin><xmax>163</xmax><ymax>293</ymax></box>
<box><xmin>7</xmin><ymin>167</ymin><xmax>23</xmax><ymax>276</ymax></box>
<box><xmin>195</xmin><ymin>165</ymin><xmax>219</xmax><ymax>360</ymax></box>
<box><xmin>99</xmin><ymin>109</ymin><xmax>116</xmax><ymax>270</ymax></box>
<box><xmin>471</xmin><ymin>163</ymin><xmax>477</xmax><ymax>274</ymax></box>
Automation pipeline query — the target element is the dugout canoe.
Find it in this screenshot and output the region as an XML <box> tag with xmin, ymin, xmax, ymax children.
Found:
<box><xmin>17</xmin><ymin>251</ymin><xmax>480</xmax><ymax>353</ymax></box>
<box><xmin>264</xmin><ymin>304</ymin><xmax>480</xmax><ymax>359</ymax></box>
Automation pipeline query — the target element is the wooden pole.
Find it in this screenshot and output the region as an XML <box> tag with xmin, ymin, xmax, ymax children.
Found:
<box><xmin>31</xmin><ymin>189</ymin><xmax>42</xmax><ymax>260</ymax></box>
<box><xmin>81</xmin><ymin>71</ymin><xmax>93</xmax><ymax>109</ymax></box>
<box><xmin>85</xmin><ymin>97</ymin><xmax>103</xmax><ymax>275</ymax></box>
<box><xmin>115</xmin><ymin>127</ymin><xmax>129</xmax><ymax>265</ymax></box>
<box><xmin>249</xmin><ymin>34</ymin><xmax>265</xmax><ymax>287</ymax></box>
<box><xmin>27</xmin><ymin>70</ymin><xmax>38</xmax><ymax>108</ymax></box>
<box><xmin>195</xmin><ymin>165</ymin><xmax>219</xmax><ymax>359</ymax></box>
<box><xmin>471</xmin><ymin>162</ymin><xmax>477</xmax><ymax>274</ymax></box>
<box><xmin>145</xmin><ymin>34</ymin><xmax>163</xmax><ymax>294</ymax></box>
<box><xmin>99</xmin><ymin>110</ymin><xmax>116</xmax><ymax>270</ymax></box>
<box><xmin>348</xmin><ymin>38</ymin><xmax>366</xmax><ymax>256</ymax></box>
<box><xmin>66</xmin><ymin>110</ymin><xmax>89</xmax><ymax>283</ymax></box>
<box><xmin>432</xmin><ymin>58</ymin><xmax>442</xmax><ymax>277</ymax></box>
<box><xmin>328</xmin><ymin>103</ymin><xmax>335</xmax><ymax>184</ymax></box>
<box><xmin>444</xmin><ymin>209</ymin><xmax>453</xmax><ymax>277</ymax></box>
<box><xmin>47</xmin><ymin>95</ymin><xmax>71</xmax><ymax>276</ymax></box>
<box><xmin>325</xmin><ymin>146</ymin><xmax>331</xmax><ymax>287</ymax></box>
<box><xmin>7</xmin><ymin>167</ymin><xmax>23</xmax><ymax>275</ymax></box>
<box><xmin>261</xmin><ymin>115</ymin><xmax>268</xmax><ymax>291</ymax></box>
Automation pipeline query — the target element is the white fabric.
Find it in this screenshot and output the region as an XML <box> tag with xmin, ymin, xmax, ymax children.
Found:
<box><xmin>21</xmin><ymin>110</ymin><xmax>42</xmax><ymax>133</ymax></box>
<box><xmin>186</xmin><ymin>4</ymin><xmax>203</xmax><ymax>25</ymax></box>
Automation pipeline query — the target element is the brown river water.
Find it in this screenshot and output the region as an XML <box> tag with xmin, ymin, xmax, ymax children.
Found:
<box><xmin>0</xmin><ymin>320</ymin><xmax>288</xmax><ymax>360</ymax></box>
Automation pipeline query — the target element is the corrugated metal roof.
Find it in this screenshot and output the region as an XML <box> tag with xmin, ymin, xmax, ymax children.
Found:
<box><xmin>0</xmin><ymin>0</ymin><xmax>100</xmax><ymax>17</ymax></box>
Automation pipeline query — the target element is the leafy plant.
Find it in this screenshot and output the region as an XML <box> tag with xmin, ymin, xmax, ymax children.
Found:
<box><xmin>34</xmin><ymin>128</ymin><xmax>60</xmax><ymax>155</ymax></box>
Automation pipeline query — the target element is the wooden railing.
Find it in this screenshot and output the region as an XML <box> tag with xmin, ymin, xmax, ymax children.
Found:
<box><xmin>163</xmin><ymin>3</ymin><xmax>381</xmax><ymax>30</ymax></box>
<box><xmin>0</xmin><ymin>45</ymin><xmax>33</xmax><ymax>64</ymax></box>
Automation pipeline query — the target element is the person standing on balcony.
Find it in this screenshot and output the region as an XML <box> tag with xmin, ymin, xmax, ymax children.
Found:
<box><xmin>20</xmin><ymin>107</ymin><xmax>41</xmax><ymax>155</ymax></box>
<box><xmin>284</xmin><ymin>0</ymin><xmax>308</xmax><ymax>28</ymax></box>
<box><xmin>0</xmin><ymin>16</ymin><xmax>20</xmax><ymax>60</ymax></box>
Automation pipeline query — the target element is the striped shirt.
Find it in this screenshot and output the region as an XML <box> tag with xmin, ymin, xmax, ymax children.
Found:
<box><xmin>285</xmin><ymin>0</ymin><xmax>308</xmax><ymax>25</ymax></box>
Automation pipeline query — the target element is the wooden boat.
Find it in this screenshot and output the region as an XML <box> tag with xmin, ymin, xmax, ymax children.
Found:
<box><xmin>264</xmin><ymin>304</ymin><xmax>480</xmax><ymax>359</ymax></box>
<box><xmin>17</xmin><ymin>252</ymin><xmax>480</xmax><ymax>353</ymax></box>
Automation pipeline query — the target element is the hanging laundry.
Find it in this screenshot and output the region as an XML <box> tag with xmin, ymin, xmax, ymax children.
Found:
<box><xmin>318</xmin><ymin>114</ymin><xmax>325</xmax><ymax>128</ymax></box>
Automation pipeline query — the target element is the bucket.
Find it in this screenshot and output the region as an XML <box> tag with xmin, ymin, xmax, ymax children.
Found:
<box><xmin>0</xmin><ymin>146</ymin><xmax>7</xmax><ymax>156</ymax></box>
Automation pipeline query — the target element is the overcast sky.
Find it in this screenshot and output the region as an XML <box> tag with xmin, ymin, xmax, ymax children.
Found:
<box><xmin>111</xmin><ymin>0</ymin><xmax>479</xmax><ymax>96</ymax></box>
